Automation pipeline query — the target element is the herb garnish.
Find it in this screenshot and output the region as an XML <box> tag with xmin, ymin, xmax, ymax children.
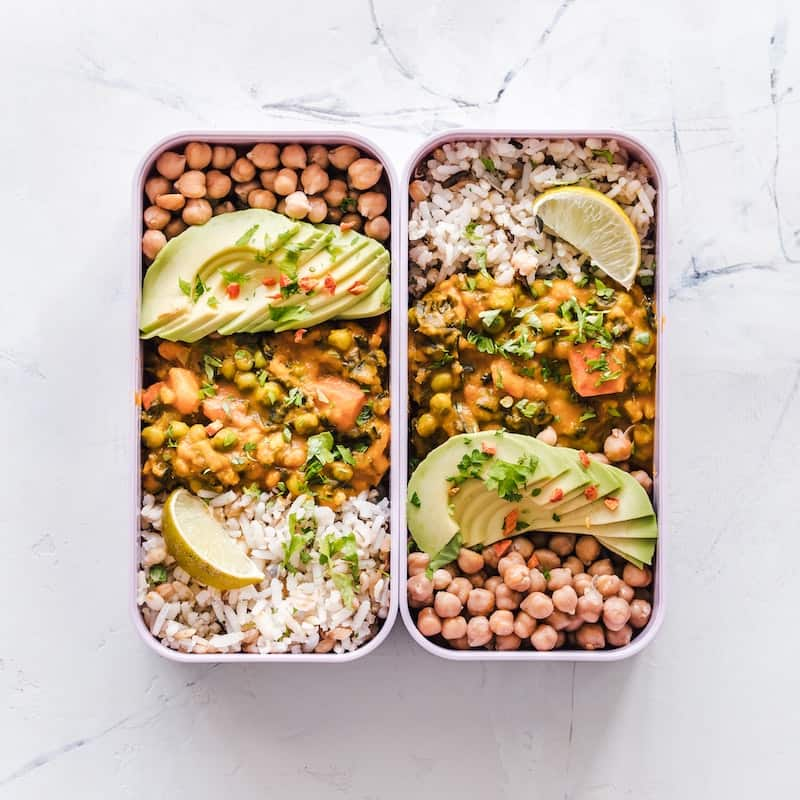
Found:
<box><xmin>235</xmin><ymin>224</ymin><xmax>260</xmax><ymax>246</ymax></box>
<box><xmin>410</xmin><ymin>491</ymin><xmax>421</xmax><ymax>508</ymax></box>
<box><xmin>424</xmin><ymin>533</ymin><xmax>463</xmax><ymax>578</ymax></box>
<box><xmin>484</xmin><ymin>456</ymin><xmax>538</xmax><ymax>502</ymax></box>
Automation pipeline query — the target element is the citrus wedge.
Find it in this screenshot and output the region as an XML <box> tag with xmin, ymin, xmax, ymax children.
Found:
<box><xmin>161</xmin><ymin>488</ymin><xmax>264</xmax><ymax>590</ymax></box>
<box><xmin>532</xmin><ymin>187</ymin><xmax>641</xmax><ymax>289</ymax></box>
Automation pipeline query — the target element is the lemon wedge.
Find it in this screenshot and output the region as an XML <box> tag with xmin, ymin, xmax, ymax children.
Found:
<box><xmin>532</xmin><ymin>187</ymin><xmax>641</xmax><ymax>289</ymax></box>
<box><xmin>162</xmin><ymin>488</ymin><xmax>264</xmax><ymax>590</ymax></box>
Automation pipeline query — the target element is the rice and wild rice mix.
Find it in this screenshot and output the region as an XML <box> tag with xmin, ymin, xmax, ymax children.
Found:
<box><xmin>408</xmin><ymin>137</ymin><xmax>656</xmax><ymax>295</ymax></box>
<box><xmin>138</xmin><ymin>489</ymin><xmax>391</xmax><ymax>655</ymax></box>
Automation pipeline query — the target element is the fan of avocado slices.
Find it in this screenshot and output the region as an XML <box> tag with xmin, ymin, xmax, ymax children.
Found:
<box><xmin>407</xmin><ymin>431</ymin><xmax>657</xmax><ymax>569</ymax></box>
<box><xmin>140</xmin><ymin>209</ymin><xmax>391</xmax><ymax>342</ymax></box>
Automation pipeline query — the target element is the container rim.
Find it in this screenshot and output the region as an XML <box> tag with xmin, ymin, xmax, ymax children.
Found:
<box><xmin>130</xmin><ymin>129</ymin><xmax>401</xmax><ymax>663</ymax></box>
<box><xmin>397</xmin><ymin>128</ymin><xmax>667</xmax><ymax>662</ymax></box>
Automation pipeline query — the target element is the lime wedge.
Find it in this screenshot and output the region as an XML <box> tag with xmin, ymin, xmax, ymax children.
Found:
<box><xmin>532</xmin><ymin>187</ymin><xmax>642</xmax><ymax>289</ymax></box>
<box><xmin>162</xmin><ymin>488</ymin><xmax>264</xmax><ymax>590</ymax></box>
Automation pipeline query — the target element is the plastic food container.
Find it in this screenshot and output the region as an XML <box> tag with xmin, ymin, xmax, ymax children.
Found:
<box><xmin>130</xmin><ymin>131</ymin><xmax>400</xmax><ymax>662</ymax></box>
<box><xmin>397</xmin><ymin>130</ymin><xmax>667</xmax><ymax>661</ymax></box>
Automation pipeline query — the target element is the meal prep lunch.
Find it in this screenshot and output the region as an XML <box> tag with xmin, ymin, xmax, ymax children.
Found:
<box><xmin>136</xmin><ymin>139</ymin><xmax>393</xmax><ymax>655</ymax></box>
<box><xmin>405</xmin><ymin>137</ymin><xmax>659</xmax><ymax>652</ymax></box>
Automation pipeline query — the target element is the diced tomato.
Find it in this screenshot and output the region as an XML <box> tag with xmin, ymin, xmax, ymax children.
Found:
<box><xmin>481</xmin><ymin>441</ymin><xmax>497</xmax><ymax>455</ymax></box>
<box><xmin>324</xmin><ymin>275</ymin><xmax>337</xmax><ymax>294</ymax></box>
<box><xmin>205</xmin><ymin>420</ymin><xmax>223</xmax><ymax>436</ymax></box>
<box><xmin>604</xmin><ymin>497</ymin><xmax>620</xmax><ymax>511</ymax></box>
<box><xmin>549</xmin><ymin>488</ymin><xmax>564</xmax><ymax>502</ymax></box>
<box><xmin>298</xmin><ymin>277</ymin><xmax>317</xmax><ymax>293</ymax></box>
<box><xmin>279</xmin><ymin>274</ymin><xmax>290</xmax><ymax>287</ymax></box>
<box><xmin>226</xmin><ymin>283</ymin><xmax>240</xmax><ymax>299</ymax></box>
<box><xmin>262</xmin><ymin>276</ymin><xmax>277</xmax><ymax>287</ymax></box>
<box><xmin>141</xmin><ymin>381</ymin><xmax>165</xmax><ymax>410</ymax></box>
<box><xmin>494</xmin><ymin>539</ymin><xmax>512</xmax><ymax>557</ymax></box>
<box><xmin>584</xmin><ymin>485</ymin><xmax>599</xmax><ymax>501</ymax></box>
<box><xmin>568</xmin><ymin>342</ymin><xmax>627</xmax><ymax>397</ymax></box>
<box><xmin>503</xmin><ymin>510</ymin><xmax>519</xmax><ymax>537</ymax></box>
<box><xmin>579</xmin><ymin>450</ymin><xmax>590</xmax><ymax>467</ymax></box>
<box><xmin>348</xmin><ymin>281</ymin><xmax>367</xmax><ymax>295</ymax></box>
<box><xmin>294</xmin><ymin>329</ymin><xmax>307</xmax><ymax>343</ymax></box>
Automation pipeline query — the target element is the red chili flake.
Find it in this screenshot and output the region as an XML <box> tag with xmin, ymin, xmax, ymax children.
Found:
<box><xmin>526</xmin><ymin>552</ymin><xmax>540</xmax><ymax>569</ymax></box>
<box><xmin>481</xmin><ymin>441</ymin><xmax>497</xmax><ymax>455</ymax></box>
<box><xmin>579</xmin><ymin>450</ymin><xmax>590</xmax><ymax>467</ymax></box>
<box><xmin>293</xmin><ymin>329</ymin><xmax>307</xmax><ymax>343</ymax></box>
<box><xmin>503</xmin><ymin>510</ymin><xmax>518</xmax><ymax>537</ymax></box>
<box><xmin>205</xmin><ymin>421</ymin><xmax>223</xmax><ymax>436</ymax></box>
<box><xmin>324</xmin><ymin>275</ymin><xmax>337</xmax><ymax>294</ymax></box>
<box><xmin>584</xmin><ymin>485</ymin><xmax>599</xmax><ymax>501</ymax></box>
<box><xmin>604</xmin><ymin>497</ymin><xmax>620</xmax><ymax>511</ymax></box>
<box><xmin>298</xmin><ymin>277</ymin><xmax>318</xmax><ymax>293</ymax></box>
<box><xmin>348</xmin><ymin>281</ymin><xmax>367</xmax><ymax>295</ymax></box>
<box><xmin>279</xmin><ymin>274</ymin><xmax>290</xmax><ymax>287</ymax></box>
<box><xmin>549</xmin><ymin>487</ymin><xmax>564</xmax><ymax>502</ymax></box>
<box><xmin>226</xmin><ymin>283</ymin><xmax>240</xmax><ymax>299</ymax></box>
<box><xmin>267</xmin><ymin>293</ymin><xmax>281</xmax><ymax>300</ymax></box>
<box><xmin>262</xmin><ymin>276</ymin><xmax>277</xmax><ymax>287</ymax></box>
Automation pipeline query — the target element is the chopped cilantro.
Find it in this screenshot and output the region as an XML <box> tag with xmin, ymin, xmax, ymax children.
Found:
<box><xmin>203</xmin><ymin>354</ymin><xmax>222</xmax><ymax>382</ymax></box>
<box><xmin>268</xmin><ymin>304</ymin><xmax>309</xmax><ymax>325</ymax></box>
<box><xmin>635</xmin><ymin>331</ymin><xmax>652</xmax><ymax>346</ymax></box>
<box><xmin>207</xmin><ymin>295</ymin><xmax>219</xmax><ymax>308</ymax></box>
<box><xmin>484</xmin><ymin>456</ymin><xmax>538</xmax><ymax>502</ymax></box>
<box><xmin>199</xmin><ymin>382</ymin><xmax>217</xmax><ymax>399</ymax></box>
<box><xmin>286</xmin><ymin>388</ymin><xmax>304</xmax><ymax>407</ymax></box>
<box><xmin>147</xmin><ymin>565</ymin><xmax>168</xmax><ymax>585</ymax></box>
<box><xmin>337</xmin><ymin>445</ymin><xmax>355</xmax><ymax>466</ymax></box>
<box><xmin>178</xmin><ymin>277</ymin><xmax>192</xmax><ymax>298</ymax></box>
<box><xmin>479</xmin><ymin>308</ymin><xmax>503</xmax><ymax>329</ymax></box>
<box><xmin>339</xmin><ymin>197</ymin><xmax>356</xmax><ymax>212</ymax></box>
<box><xmin>424</xmin><ymin>533</ymin><xmax>463</xmax><ymax>578</ymax></box>
<box><xmin>356</xmin><ymin>403</ymin><xmax>373</xmax><ymax>426</ymax></box>
<box><xmin>593</xmin><ymin>149</ymin><xmax>615</xmax><ymax>165</ymax></box>
<box><xmin>551</xmin><ymin>512</ymin><xmax>561</xmax><ymax>522</ymax></box>
<box><xmin>235</xmin><ymin>224</ymin><xmax>260</xmax><ymax>246</ymax></box>
<box><xmin>607</xmin><ymin>406</ymin><xmax>621</xmax><ymax>417</ymax></box>
<box><xmin>306</xmin><ymin>432</ymin><xmax>335</xmax><ymax>466</ymax></box>
<box><xmin>480</xmin><ymin>156</ymin><xmax>496</xmax><ymax>173</ymax></box>
<box><xmin>474</xmin><ymin>248</ymin><xmax>488</xmax><ymax>270</ymax></box>
<box><xmin>410</xmin><ymin>491</ymin><xmax>421</xmax><ymax>508</ymax></box>
<box><xmin>448</xmin><ymin>449</ymin><xmax>491</xmax><ymax>486</ymax></box>
<box><xmin>463</xmin><ymin>328</ymin><xmax>498</xmax><ymax>354</ymax></box>
<box><xmin>221</xmin><ymin>269</ymin><xmax>248</xmax><ymax>286</ymax></box>
<box><xmin>531</xmin><ymin>487</ymin><xmax>542</xmax><ymax>497</ymax></box>
<box><xmin>465</xmin><ymin>221</ymin><xmax>482</xmax><ymax>242</ymax></box>
<box><xmin>282</xmin><ymin>426</ymin><xmax>292</xmax><ymax>442</ymax></box>
<box><xmin>594</xmin><ymin>277</ymin><xmax>615</xmax><ymax>300</ymax></box>
<box><xmin>579</xmin><ymin>409</ymin><xmax>597</xmax><ymax>422</ymax></box>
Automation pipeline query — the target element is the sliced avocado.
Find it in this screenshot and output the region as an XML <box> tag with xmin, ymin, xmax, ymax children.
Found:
<box><xmin>140</xmin><ymin>209</ymin><xmax>297</xmax><ymax>336</ymax></box>
<box><xmin>337</xmin><ymin>279</ymin><xmax>391</xmax><ymax>319</ymax></box>
<box><xmin>535</xmin><ymin>514</ymin><xmax>658</xmax><ymax>540</ymax></box>
<box><xmin>596</xmin><ymin>535</ymin><xmax>656</xmax><ymax>567</ymax></box>
<box><xmin>523</xmin><ymin>456</ymin><xmax>621</xmax><ymax>516</ymax></box>
<box><xmin>544</xmin><ymin>462</ymin><xmax>622</xmax><ymax>516</ymax></box>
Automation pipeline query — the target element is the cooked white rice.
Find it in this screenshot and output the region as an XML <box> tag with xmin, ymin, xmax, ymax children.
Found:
<box><xmin>137</xmin><ymin>489</ymin><xmax>391</xmax><ymax>655</ymax></box>
<box><xmin>408</xmin><ymin>137</ymin><xmax>656</xmax><ymax>295</ymax></box>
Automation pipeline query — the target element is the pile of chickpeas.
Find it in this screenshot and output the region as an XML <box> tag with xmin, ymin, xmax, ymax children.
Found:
<box><xmin>407</xmin><ymin>532</ymin><xmax>654</xmax><ymax>651</ymax></box>
<box><xmin>141</xmin><ymin>141</ymin><xmax>391</xmax><ymax>260</ymax></box>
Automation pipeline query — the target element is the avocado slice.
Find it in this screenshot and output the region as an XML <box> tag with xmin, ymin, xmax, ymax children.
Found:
<box><xmin>140</xmin><ymin>209</ymin><xmax>297</xmax><ymax>336</ymax></box>
<box><xmin>595</xmin><ymin>535</ymin><xmax>656</xmax><ymax>567</ymax></box>
<box><xmin>337</xmin><ymin>279</ymin><xmax>391</xmax><ymax>319</ymax></box>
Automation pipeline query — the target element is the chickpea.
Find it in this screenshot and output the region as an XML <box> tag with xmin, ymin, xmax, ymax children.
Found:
<box><xmin>545</xmin><ymin>610</ymin><xmax>572</xmax><ymax>631</ymax></box>
<box><xmin>606</xmin><ymin>623</ymin><xmax>632</xmax><ymax>648</ymax></box>
<box><xmin>594</xmin><ymin>574</ymin><xmax>622</xmax><ymax>598</ymax></box>
<box><xmin>457</xmin><ymin>548</ymin><xmax>484</xmax><ymax>575</ymax></box>
<box><xmin>531</xmin><ymin>624</ymin><xmax>558</xmax><ymax>651</ymax></box>
<box><xmin>213</xmin><ymin>200</ymin><xmax>235</xmax><ymax>216</ymax></box>
<box><xmin>572</xmin><ymin>573</ymin><xmax>593</xmax><ymax>596</ymax></box>
<box><xmin>536</xmin><ymin>426</ymin><xmax>557</xmax><ymax>444</ymax></box>
<box><xmin>211</xmin><ymin>145</ymin><xmax>236</xmax><ymax>170</ymax></box>
<box><xmin>497</xmin><ymin>552</ymin><xmax>525</xmax><ymax>577</ymax></box>
<box><xmin>145</xmin><ymin>175</ymin><xmax>171</xmax><ymax>203</ymax></box>
<box><xmin>258</xmin><ymin>169</ymin><xmax>278</xmax><ymax>191</ymax></box>
<box><xmin>323</xmin><ymin>179</ymin><xmax>348</xmax><ymax>208</ymax></box>
<box><xmin>575</xmin><ymin>535</ymin><xmax>601</xmax><ymax>564</ymax></box>
<box><xmin>513</xmin><ymin>610</ymin><xmax>537</xmax><ymax>639</ymax></box>
<box><xmin>630</xmin><ymin>469</ymin><xmax>653</xmax><ymax>495</ymax></box>
<box><xmin>300</xmin><ymin>163</ymin><xmax>330</xmax><ymax>195</ymax></box>
<box><xmin>565</xmin><ymin>614</ymin><xmax>584</xmax><ymax>632</ymax></box>
<box><xmin>415</xmin><ymin>413</ymin><xmax>437</xmax><ymax>438</ymax></box>
<box><xmin>489</xmin><ymin>609</ymin><xmax>515</xmax><ymax>636</ymax></box>
<box><xmin>348</xmin><ymin>158</ymin><xmax>383</xmax><ymax>190</ymax></box>
<box><xmin>248</xmin><ymin>189</ymin><xmax>277</xmax><ymax>210</ymax></box>
<box><xmin>618</xmin><ymin>583</ymin><xmax>634</xmax><ymax>602</ymax></box>
<box><xmin>416</xmin><ymin>607</ymin><xmax>441</xmax><ymax>637</ymax></box>
<box><xmin>283</xmin><ymin>191</ymin><xmax>311</xmax><ymax>219</ymax></box>
<box><xmin>203</xmin><ymin>170</ymin><xmax>232</xmax><ymax>200</ymax></box>
<box><xmin>155</xmin><ymin>151</ymin><xmax>186</xmax><ymax>180</ymax></box>
<box><xmin>329</xmin><ymin>145</ymin><xmax>359</xmax><ymax>170</ymax></box>
<box><xmin>232</xmin><ymin>180</ymin><xmax>258</xmax><ymax>203</ymax></box>
<box><xmin>432</xmin><ymin>569</ymin><xmax>452</xmax><ymax>590</ymax></box>
<box><xmin>155</xmin><ymin>193</ymin><xmax>185</xmax><ymax>211</ymax></box>
<box><xmin>622</xmin><ymin>564</ymin><xmax>652</xmax><ymax>588</ymax></box>
<box><xmin>175</xmin><ymin>170</ymin><xmax>206</xmax><ymax>199</ymax></box>
<box><xmin>549</xmin><ymin>534</ymin><xmax>575</xmax><ymax>558</ymax></box>
<box><xmin>308</xmin><ymin>196</ymin><xmax>328</xmax><ymax>223</ymax></box>
<box><xmin>141</xmin><ymin>425</ymin><xmax>165</xmax><ymax>448</ymax></box>
<box><xmin>340</xmin><ymin>213</ymin><xmax>362</xmax><ymax>232</ymax></box>
<box><xmin>576</xmin><ymin>623</ymin><xmax>606</xmax><ymax>650</ymax></box>
<box><xmin>434</xmin><ymin>591</ymin><xmax>462</xmax><ymax>619</ymax></box>
<box><xmin>588</xmin><ymin>558</ymin><xmax>614</xmax><ymax>577</ymax></box>
<box><xmin>577</xmin><ymin>588</ymin><xmax>604</xmax><ymax>622</ymax></box>
<box><xmin>366</xmin><ymin>215</ymin><xmax>393</xmax><ymax>240</ymax></box>
<box><xmin>280</xmin><ymin>144</ymin><xmax>307</xmax><ymax>169</ymax></box>
<box><xmin>326</xmin><ymin>207</ymin><xmax>342</xmax><ymax>223</ymax></box>
<box><xmin>409</xmin><ymin>180</ymin><xmax>429</xmax><ymax>202</ymax></box>
<box><xmin>482</xmin><ymin>547</ymin><xmax>501</xmax><ymax>571</ymax></box>
<box><xmin>447</xmin><ymin>577</ymin><xmax>472</xmax><ymax>605</ymax></box>
<box><xmin>407</xmin><ymin>552</ymin><xmax>429</xmax><ymax>577</ymax></box>
<box><xmin>629</xmin><ymin>599</ymin><xmax>651</xmax><ymax>629</ymax></box>
<box><xmin>247</xmin><ymin>143</ymin><xmax>280</xmax><ymax>169</ymax></box>
<box><xmin>182</xmin><ymin>198</ymin><xmax>212</xmax><ymax>225</ymax></box>
<box><xmin>552</xmin><ymin>580</ymin><xmax>578</xmax><ymax>613</ymax></box>
<box><xmin>528</xmin><ymin>568</ymin><xmax>547</xmax><ymax>593</ymax></box>
<box><xmin>144</xmin><ymin>205</ymin><xmax>171</xmax><ymax>230</ymax></box>
<box><xmin>464</xmin><ymin>588</ymin><xmax>492</xmax><ymax>617</ymax></box>
<box><xmin>604</xmin><ymin>428</ymin><xmax>633</xmax><ymax>462</ymax></box>
<box><xmin>603</xmin><ymin>597</ymin><xmax>631</xmax><ymax>631</ymax></box>
<box><xmin>468</xmin><ymin>572</ymin><xmax>485</xmax><ymax>588</ymax></box>
<box><xmin>357</xmin><ymin>191</ymin><xmax>387</xmax><ymax>220</ymax></box>
<box><xmin>503</xmin><ymin>563</ymin><xmax>531</xmax><ymax>592</ymax></box>
<box><xmin>292</xmin><ymin>412</ymin><xmax>319</xmax><ymax>435</ymax></box>
<box><xmin>440</xmin><ymin>615</ymin><xmax>467</xmax><ymax>640</ymax></box>
<box><xmin>230</xmin><ymin>157</ymin><xmax>257</xmax><ymax>183</ymax></box>
<box><xmin>484</xmin><ymin>575</ymin><xmax>503</xmax><ymax>593</ymax></box>
<box><xmin>467</xmin><ymin>615</ymin><xmax>492</xmax><ymax>647</ymax></box>
<box><xmin>407</xmin><ymin>573</ymin><xmax>434</xmax><ymax>605</ymax></box>
<box><xmin>273</xmin><ymin>168</ymin><xmax>299</xmax><ymax>196</ymax></box>
<box><xmin>563</xmin><ymin>555</ymin><xmax>584</xmax><ymax>576</ymax></box>
<box><xmin>495</xmin><ymin>632</ymin><xmax>522</xmax><ymax>651</ymax></box>
<box><xmin>307</xmin><ymin>144</ymin><xmax>329</xmax><ymax>168</ymax></box>
<box><xmin>449</xmin><ymin>635</ymin><xmax>470</xmax><ymax>650</ymax></box>
<box><xmin>494</xmin><ymin>583</ymin><xmax>522</xmax><ymax>610</ymax></box>
<box><xmin>534</xmin><ymin>548</ymin><xmax>561</xmax><ymax>571</ymax></box>
<box><xmin>531</xmin><ymin>532</ymin><xmax>549</xmax><ymax>548</ymax></box>
<box><xmin>164</xmin><ymin>218</ymin><xmax>187</xmax><ymax>240</ymax></box>
<box><xmin>520</xmin><ymin>591</ymin><xmax>553</xmax><ymax>620</ymax></box>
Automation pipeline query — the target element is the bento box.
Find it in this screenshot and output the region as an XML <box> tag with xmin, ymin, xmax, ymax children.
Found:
<box><xmin>131</xmin><ymin>131</ymin><xmax>400</xmax><ymax>662</ymax></box>
<box><xmin>398</xmin><ymin>130</ymin><xmax>666</xmax><ymax>661</ymax></box>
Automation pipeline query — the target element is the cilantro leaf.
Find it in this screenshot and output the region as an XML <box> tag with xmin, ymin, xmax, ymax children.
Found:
<box><xmin>221</xmin><ymin>269</ymin><xmax>248</xmax><ymax>286</ymax></box>
<box><xmin>235</xmin><ymin>224</ymin><xmax>260</xmax><ymax>246</ymax></box>
<box><xmin>268</xmin><ymin>304</ymin><xmax>309</xmax><ymax>326</ymax></box>
<box><xmin>484</xmin><ymin>456</ymin><xmax>538</xmax><ymax>502</ymax></box>
<box><xmin>337</xmin><ymin>445</ymin><xmax>355</xmax><ymax>466</ymax></box>
<box><xmin>480</xmin><ymin>156</ymin><xmax>496</xmax><ymax>173</ymax></box>
<box><xmin>306</xmin><ymin>432</ymin><xmax>335</xmax><ymax>465</ymax></box>
<box><xmin>410</xmin><ymin>491</ymin><xmax>421</xmax><ymax>508</ymax></box>
<box><xmin>178</xmin><ymin>277</ymin><xmax>192</xmax><ymax>298</ymax></box>
<box><xmin>593</xmin><ymin>149</ymin><xmax>615</xmax><ymax>165</ymax></box>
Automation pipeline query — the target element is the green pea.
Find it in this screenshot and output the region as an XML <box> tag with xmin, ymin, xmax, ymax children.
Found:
<box><xmin>416</xmin><ymin>413</ymin><xmax>437</xmax><ymax>438</ymax></box>
<box><xmin>141</xmin><ymin>426</ymin><xmax>165</xmax><ymax>449</ymax></box>
<box><xmin>220</xmin><ymin>358</ymin><xmax>236</xmax><ymax>381</ymax></box>
<box><xmin>430</xmin><ymin>372</ymin><xmax>453</xmax><ymax>393</ymax></box>
<box><xmin>212</xmin><ymin>428</ymin><xmax>239</xmax><ymax>451</ymax></box>
<box><xmin>327</xmin><ymin>328</ymin><xmax>353</xmax><ymax>352</ymax></box>
<box><xmin>234</xmin><ymin>349</ymin><xmax>254</xmax><ymax>372</ymax></box>
<box><xmin>253</xmin><ymin>350</ymin><xmax>267</xmax><ymax>369</ymax></box>
<box><xmin>292</xmin><ymin>412</ymin><xmax>319</xmax><ymax>435</ymax></box>
<box><xmin>487</xmin><ymin>287</ymin><xmax>515</xmax><ymax>311</ymax></box>
<box><xmin>261</xmin><ymin>381</ymin><xmax>284</xmax><ymax>405</ymax></box>
<box><xmin>235</xmin><ymin>371</ymin><xmax>258</xmax><ymax>391</ymax></box>
<box><xmin>286</xmin><ymin>473</ymin><xmax>305</xmax><ymax>496</ymax></box>
<box><xmin>169</xmin><ymin>421</ymin><xmax>189</xmax><ymax>438</ymax></box>
<box><xmin>330</xmin><ymin>462</ymin><xmax>354</xmax><ymax>482</ymax></box>
<box><xmin>429</xmin><ymin>392</ymin><xmax>452</xmax><ymax>415</ymax></box>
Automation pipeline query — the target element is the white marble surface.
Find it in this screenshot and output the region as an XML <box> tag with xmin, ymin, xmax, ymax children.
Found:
<box><xmin>2</xmin><ymin>0</ymin><xmax>799</xmax><ymax>796</ymax></box>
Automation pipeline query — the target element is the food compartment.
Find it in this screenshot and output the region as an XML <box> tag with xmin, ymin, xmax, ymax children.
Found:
<box><xmin>400</xmin><ymin>130</ymin><xmax>665</xmax><ymax>660</ymax></box>
<box><xmin>132</xmin><ymin>132</ymin><xmax>399</xmax><ymax>662</ymax></box>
